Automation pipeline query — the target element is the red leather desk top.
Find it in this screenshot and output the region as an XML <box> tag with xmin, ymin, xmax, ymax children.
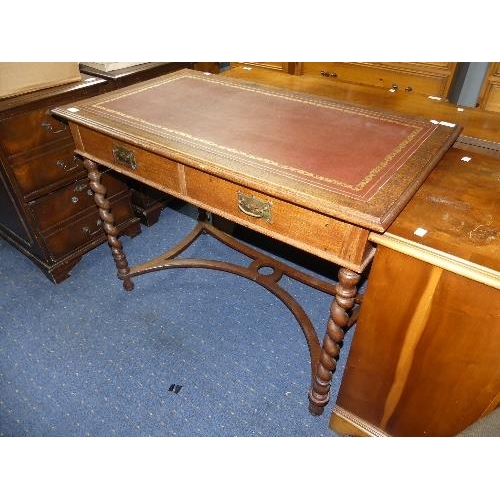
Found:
<box><xmin>53</xmin><ymin>69</ymin><xmax>461</xmax><ymax>231</ymax></box>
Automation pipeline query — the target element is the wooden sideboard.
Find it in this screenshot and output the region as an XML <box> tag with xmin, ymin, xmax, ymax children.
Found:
<box><xmin>0</xmin><ymin>73</ymin><xmax>142</xmax><ymax>283</ymax></box>
<box><xmin>296</xmin><ymin>62</ymin><xmax>458</xmax><ymax>98</ymax></box>
<box><xmin>330</xmin><ymin>147</ymin><xmax>500</xmax><ymax>436</ymax></box>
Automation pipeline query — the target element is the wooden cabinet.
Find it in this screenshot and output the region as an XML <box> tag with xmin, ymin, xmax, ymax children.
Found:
<box><xmin>79</xmin><ymin>62</ymin><xmax>195</xmax><ymax>225</ymax></box>
<box><xmin>330</xmin><ymin>148</ymin><xmax>500</xmax><ymax>436</ymax></box>
<box><xmin>478</xmin><ymin>62</ymin><xmax>500</xmax><ymax>113</ymax></box>
<box><xmin>297</xmin><ymin>62</ymin><xmax>457</xmax><ymax>98</ymax></box>
<box><xmin>0</xmin><ymin>73</ymin><xmax>141</xmax><ymax>283</ymax></box>
<box><xmin>230</xmin><ymin>62</ymin><xmax>296</xmax><ymax>74</ymax></box>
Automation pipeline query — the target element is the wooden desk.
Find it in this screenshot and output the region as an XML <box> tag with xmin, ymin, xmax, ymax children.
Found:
<box><xmin>330</xmin><ymin>147</ymin><xmax>500</xmax><ymax>436</ymax></box>
<box><xmin>52</xmin><ymin>69</ymin><xmax>459</xmax><ymax>415</ymax></box>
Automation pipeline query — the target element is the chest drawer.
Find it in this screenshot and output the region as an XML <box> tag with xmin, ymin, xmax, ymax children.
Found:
<box><xmin>0</xmin><ymin>107</ymin><xmax>71</xmax><ymax>156</ymax></box>
<box><xmin>11</xmin><ymin>144</ymin><xmax>85</xmax><ymax>199</ymax></box>
<box><xmin>43</xmin><ymin>194</ymin><xmax>133</xmax><ymax>260</ymax></box>
<box><xmin>29</xmin><ymin>171</ymin><xmax>129</xmax><ymax>231</ymax></box>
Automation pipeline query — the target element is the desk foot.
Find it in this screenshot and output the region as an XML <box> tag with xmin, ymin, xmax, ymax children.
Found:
<box><xmin>308</xmin><ymin>267</ymin><xmax>360</xmax><ymax>415</ymax></box>
<box><xmin>84</xmin><ymin>158</ymin><xmax>134</xmax><ymax>291</ymax></box>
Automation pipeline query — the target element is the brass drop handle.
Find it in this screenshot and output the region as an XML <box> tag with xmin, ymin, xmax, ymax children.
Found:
<box><xmin>82</xmin><ymin>219</ymin><xmax>103</xmax><ymax>237</ymax></box>
<box><xmin>320</xmin><ymin>70</ymin><xmax>337</xmax><ymax>78</ymax></box>
<box><xmin>41</xmin><ymin>120</ymin><xmax>67</xmax><ymax>134</ymax></box>
<box><xmin>391</xmin><ymin>84</ymin><xmax>399</xmax><ymax>91</ymax></box>
<box><xmin>112</xmin><ymin>144</ymin><xmax>137</xmax><ymax>170</ymax></box>
<box><xmin>56</xmin><ymin>157</ymin><xmax>80</xmax><ymax>171</ymax></box>
<box><xmin>405</xmin><ymin>86</ymin><xmax>413</xmax><ymax>92</ymax></box>
<box><xmin>237</xmin><ymin>192</ymin><xmax>272</xmax><ymax>223</ymax></box>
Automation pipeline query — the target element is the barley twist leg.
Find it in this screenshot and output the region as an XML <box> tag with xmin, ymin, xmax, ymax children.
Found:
<box><xmin>308</xmin><ymin>267</ymin><xmax>360</xmax><ymax>415</ymax></box>
<box><xmin>84</xmin><ymin>158</ymin><xmax>134</xmax><ymax>291</ymax></box>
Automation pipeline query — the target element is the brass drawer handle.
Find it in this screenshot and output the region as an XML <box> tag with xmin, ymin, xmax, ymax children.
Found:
<box><xmin>112</xmin><ymin>144</ymin><xmax>137</xmax><ymax>170</ymax></box>
<box><xmin>320</xmin><ymin>70</ymin><xmax>337</xmax><ymax>78</ymax></box>
<box><xmin>237</xmin><ymin>192</ymin><xmax>272</xmax><ymax>223</ymax></box>
<box><xmin>82</xmin><ymin>219</ymin><xmax>103</xmax><ymax>237</ymax></box>
<box><xmin>41</xmin><ymin>120</ymin><xmax>67</xmax><ymax>134</ymax></box>
<box><xmin>56</xmin><ymin>156</ymin><xmax>80</xmax><ymax>171</ymax></box>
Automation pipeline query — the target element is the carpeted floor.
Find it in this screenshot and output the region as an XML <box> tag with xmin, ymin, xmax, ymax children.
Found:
<box><xmin>0</xmin><ymin>203</ymin><xmax>361</xmax><ymax>436</ymax></box>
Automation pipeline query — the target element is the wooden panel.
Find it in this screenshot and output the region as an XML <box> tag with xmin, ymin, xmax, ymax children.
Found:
<box><xmin>478</xmin><ymin>62</ymin><xmax>500</xmax><ymax>112</ymax></box>
<box><xmin>481</xmin><ymin>82</ymin><xmax>500</xmax><ymax>113</ymax></box>
<box><xmin>332</xmin><ymin>247</ymin><xmax>500</xmax><ymax>436</ymax></box>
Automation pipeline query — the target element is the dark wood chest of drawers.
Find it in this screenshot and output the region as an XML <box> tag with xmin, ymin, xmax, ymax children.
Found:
<box><xmin>0</xmin><ymin>73</ymin><xmax>141</xmax><ymax>283</ymax></box>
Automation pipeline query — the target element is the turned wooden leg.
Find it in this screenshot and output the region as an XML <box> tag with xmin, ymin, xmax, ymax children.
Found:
<box><xmin>84</xmin><ymin>158</ymin><xmax>134</xmax><ymax>291</ymax></box>
<box><xmin>308</xmin><ymin>267</ymin><xmax>360</xmax><ymax>415</ymax></box>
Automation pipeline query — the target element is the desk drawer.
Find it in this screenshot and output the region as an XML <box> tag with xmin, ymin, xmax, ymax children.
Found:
<box><xmin>11</xmin><ymin>144</ymin><xmax>85</xmax><ymax>199</ymax></box>
<box><xmin>185</xmin><ymin>167</ymin><xmax>372</xmax><ymax>270</ymax></box>
<box><xmin>75</xmin><ymin>126</ymin><xmax>181</xmax><ymax>194</ymax></box>
<box><xmin>30</xmin><ymin>171</ymin><xmax>129</xmax><ymax>231</ymax></box>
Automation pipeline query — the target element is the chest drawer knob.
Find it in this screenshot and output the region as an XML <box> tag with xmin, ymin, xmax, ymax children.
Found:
<box><xmin>71</xmin><ymin>196</ymin><xmax>79</xmax><ymax>204</ymax></box>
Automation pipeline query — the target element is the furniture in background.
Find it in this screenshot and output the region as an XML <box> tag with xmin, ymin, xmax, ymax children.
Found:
<box><xmin>229</xmin><ymin>62</ymin><xmax>500</xmax><ymax>112</ymax></box>
<box><xmin>330</xmin><ymin>147</ymin><xmax>500</xmax><ymax>436</ymax></box>
<box><xmin>230</xmin><ymin>62</ymin><xmax>296</xmax><ymax>74</ymax></box>
<box><xmin>295</xmin><ymin>62</ymin><xmax>458</xmax><ymax>98</ymax></box>
<box><xmin>79</xmin><ymin>62</ymin><xmax>194</xmax><ymax>226</ymax></box>
<box><xmin>0</xmin><ymin>73</ymin><xmax>141</xmax><ymax>283</ymax></box>
<box><xmin>478</xmin><ymin>62</ymin><xmax>500</xmax><ymax>113</ymax></box>
<box><xmin>0</xmin><ymin>63</ymin><xmax>197</xmax><ymax>283</ymax></box>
